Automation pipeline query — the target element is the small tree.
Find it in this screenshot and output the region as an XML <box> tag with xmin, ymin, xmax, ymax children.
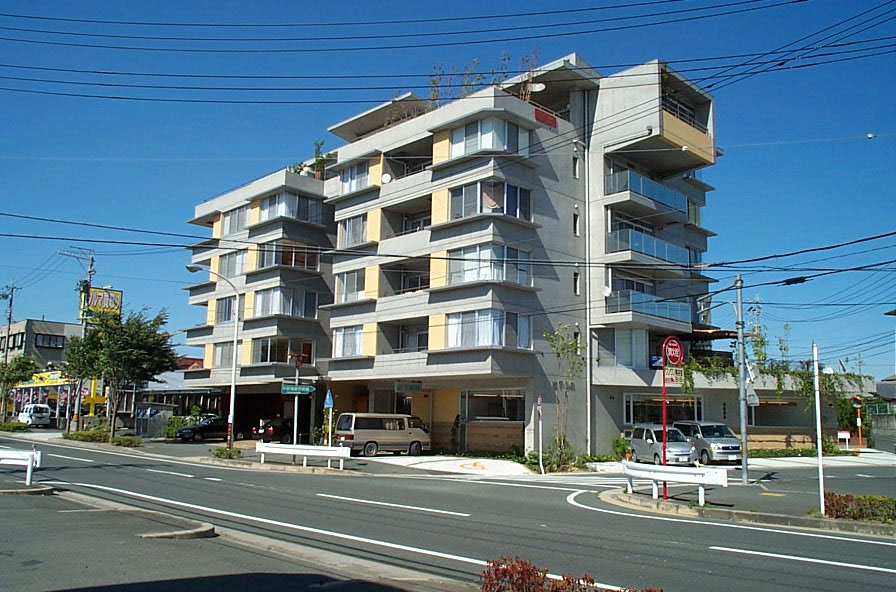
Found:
<box><xmin>64</xmin><ymin>309</ymin><xmax>179</xmax><ymax>440</ymax></box>
<box><xmin>0</xmin><ymin>355</ymin><xmax>39</xmax><ymax>421</ymax></box>
<box><xmin>543</xmin><ymin>324</ymin><xmax>584</xmax><ymax>467</ymax></box>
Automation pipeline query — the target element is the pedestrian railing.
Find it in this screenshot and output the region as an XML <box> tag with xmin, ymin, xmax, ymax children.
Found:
<box><xmin>255</xmin><ymin>441</ymin><xmax>350</xmax><ymax>470</ymax></box>
<box><xmin>621</xmin><ymin>460</ymin><xmax>727</xmax><ymax>506</ymax></box>
<box><xmin>0</xmin><ymin>448</ymin><xmax>42</xmax><ymax>486</ymax></box>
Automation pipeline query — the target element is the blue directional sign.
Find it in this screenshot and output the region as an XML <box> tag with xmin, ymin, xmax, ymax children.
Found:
<box><xmin>324</xmin><ymin>389</ymin><xmax>334</xmax><ymax>409</ymax></box>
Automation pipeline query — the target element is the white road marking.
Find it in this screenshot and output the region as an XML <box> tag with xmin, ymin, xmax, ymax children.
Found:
<box><xmin>710</xmin><ymin>546</ymin><xmax>896</xmax><ymax>574</ymax></box>
<box><xmin>855</xmin><ymin>473</ymin><xmax>873</xmax><ymax>478</ymax></box>
<box><xmin>566</xmin><ymin>491</ymin><xmax>896</xmax><ymax>547</ymax></box>
<box><xmin>203</xmin><ymin>477</ymin><xmax>222</xmax><ymax>482</ymax></box>
<box><xmin>49</xmin><ymin>480</ymin><xmax>623</xmax><ymax>591</ymax></box>
<box><xmin>316</xmin><ymin>493</ymin><xmax>470</xmax><ymax>517</ymax></box>
<box><xmin>145</xmin><ymin>469</ymin><xmax>194</xmax><ymax>478</ymax></box>
<box><xmin>49</xmin><ymin>453</ymin><xmax>95</xmax><ymax>463</ymax></box>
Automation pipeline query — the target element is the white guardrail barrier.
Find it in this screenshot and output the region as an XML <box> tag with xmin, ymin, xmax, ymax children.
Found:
<box><xmin>255</xmin><ymin>441</ymin><xmax>350</xmax><ymax>470</ymax></box>
<box><xmin>0</xmin><ymin>448</ymin><xmax>42</xmax><ymax>486</ymax></box>
<box><xmin>621</xmin><ymin>460</ymin><xmax>727</xmax><ymax>506</ymax></box>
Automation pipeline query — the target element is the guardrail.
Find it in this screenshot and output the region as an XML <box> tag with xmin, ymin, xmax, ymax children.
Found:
<box><xmin>621</xmin><ymin>460</ymin><xmax>727</xmax><ymax>506</ymax></box>
<box><xmin>255</xmin><ymin>441</ymin><xmax>350</xmax><ymax>470</ymax></box>
<box><xmin>0</xmin><ymin>448</ymin><xmax>42</xmax><ymax>486</ymax></box>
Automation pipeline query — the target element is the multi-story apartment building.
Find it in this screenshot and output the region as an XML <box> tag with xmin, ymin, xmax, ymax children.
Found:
<box><xmin>186</xmin><ymin>53</ymin><xmax>778</xmax><ymax>454</ymax></box>
<box><xmin>0</xmin><ymin>318</ymin><xmax>82</xmax><ymax>369</ymax></box>
<box><xmin>184</xmin><ymin>168</ymin><xmax>336</xmax><ymax>438</ymax></box>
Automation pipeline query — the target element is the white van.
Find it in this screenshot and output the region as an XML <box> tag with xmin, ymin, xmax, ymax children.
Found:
<box><xmin>334</xmin><ymin>413</ymin><xmax>431</xmax><ymax>457</ymax></box>
<box><xmin>18</xmin><ymin>403</ymin><xmax>52</xmax><ymax>427</ymax></box>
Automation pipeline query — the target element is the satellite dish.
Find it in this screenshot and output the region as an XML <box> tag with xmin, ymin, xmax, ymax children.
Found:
<box><xmin>602</xmin><ymin>286</ymin><xmax>612</xmax><ymax>297</ymax></box>
<box><xmin>381</xmin><ymin>173</ymin><xmax>392</xmax><ymax>184</ymax></box>
<box><xmin>528</xmin><ymin>82</ymin><xmax>546</xmax><ymax>92</ymax></box>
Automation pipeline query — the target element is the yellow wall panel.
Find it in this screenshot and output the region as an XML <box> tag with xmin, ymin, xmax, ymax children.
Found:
<box><xmin>206</xmin><ymin>300</ymin><xmax>217</xmax><ymax>325</ymax></box>
<box><xmin>431</xmin><ymin>188</ymin><xmax>450</xmax><ymax>225</ymax></box>
<box><xmin>369</xmin><ymin>155</ymin><xmax>384</xmax><ymax>187</ymax></box>
<box><xmin>432</xmin><ymin>130</ymin><xmax>451</xmax><ymax>164</ymax></box>
<box><xmin>362</xmin><ymin>322</ymin><xmax>378</xmax><ymax>356</ymax></box>
<box><xmin>428</xmin><ymin>314</ymin><xmax>446</xmax><ymax>351</ymax></box>
<box><xmin>248</xmin><ymin>200</ymin><xmax>260</xmax><ymax>225</ymax></box>
<box><xmin>364</xmin><ymin>265</ymin><xmax>380</xmax><ymax>299</ymax></box>
<box><xmin>211</xmin><ymin>214</ymin><xmax>222</xmax><ymax>239</ymax></box>
<box><xmin>429</xmin><ymin>250</ymin><xmax>448</xmax><ymax>288</ymax></box>
<box><xmin>210</xmin><ymin>256</ymin><xmax>219</xmax><ymax>278</ymax></box>
<box><xmin>241</xmin><ymin>338</ymin><xmax>252</xmax><ymax>366</ymax></box>
<box><xmin>367</xmin><ymin>208</ymin><xmax>382</xmax><ymax>242</ymax></box>
<box><xmin>203</xmin><ymin>344</ymin><xmax>214</xmax><ymax>369</ymax></box>
<box><xmin>244</xmin><ymin>291</ymin><xmax>255</xmax><ymax>319</ymax></box>
<box><xmin>245</xmin><ymin>245</ymin><xmax>258</xmax><ymax>272</ymax></box>
<box><xmin>662</xmin><ymin>113</ymin><xmax>714</xmax><ymax>165</ymax></box>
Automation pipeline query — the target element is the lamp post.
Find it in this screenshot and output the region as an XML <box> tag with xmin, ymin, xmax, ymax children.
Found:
<box><xmin>186</xmin><ymin>264</ymin><xmax>239</xmax><ymax>451</ymax></box>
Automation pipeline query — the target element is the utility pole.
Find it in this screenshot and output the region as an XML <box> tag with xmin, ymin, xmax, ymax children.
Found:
<box><xmin>60</xmin><ymin>248</ymin><xmax>95</xmax><ymax>431</ymax></box>
<box><xmin>735</xmin><ymin>274</ymin><xmax>749</xmax><ymax>485</ymax></box>
<box><xmin>0</xmin><ymin>281</ymin><xmax>18</xmax><ymax>421</ymax></box>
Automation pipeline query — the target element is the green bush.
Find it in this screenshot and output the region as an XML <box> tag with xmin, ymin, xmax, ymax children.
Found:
<box><xmin>111</xmin><ymin>436</ymin><xmax>142</xmax><ymax>447</ymax></box>
<box><xmin>166</xmin><ymin>415</ymin><xmax>192</xmax><ymax>439</ymax></box>
<box><xmin>63</xmin><ymin>429</ymin><xmax>110</xmax><ymax>443</ymax></box>
<box><xmin>213</xmin><ymin>446</ymin><xmax>242</xmax><ymax>459</ymax></box>
<box><xmin>825</xmin><ymin>492</ymin><xmax>896</xmax><ymax>523</ymax></box>
<box><xmin>749</xmin><ymin>447</ymin><xmax>854</xmax><ymax>458</ymax></box>
<box><xmin>0</xmin><ymin>421</ymin><xmax>29</xmax><ymax>433</ymax></box>
<box><xmin>612</xmin><ymin>436</ymin><xmax>631</xmax><ymax>460</ymax></box>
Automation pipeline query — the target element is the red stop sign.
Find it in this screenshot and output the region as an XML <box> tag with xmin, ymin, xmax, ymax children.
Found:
<box><xmin>664</xmin><ymin>337</ymin><xmax>684</xmax><ymax>366</ymax></box>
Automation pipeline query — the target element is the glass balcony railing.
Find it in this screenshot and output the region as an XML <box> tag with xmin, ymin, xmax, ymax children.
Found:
<box><xmin>605</xmin><ymin>171</ymin><xmax>687</xmax><ymax>213</ymax></box>
<box><xmin>606</xmin><ymin>229</ymin><xmax>689</xmax><ymax>266</ymax></box>
<box><xmin>606</xmin><ymin>290</ymin><xmax>691</xmax><ymax>323</ymax></box>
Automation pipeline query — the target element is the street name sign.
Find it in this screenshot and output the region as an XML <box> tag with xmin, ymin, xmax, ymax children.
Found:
<box><xmin>281</xmin><ymin>384</ymin><xmax>315</xmax><ymax>395</ymax></box>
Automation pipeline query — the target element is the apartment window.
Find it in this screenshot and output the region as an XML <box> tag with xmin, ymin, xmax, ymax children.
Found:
<box><xmin>333</xmin><ymin>326</ymin><xmax>363</xmax><ymax>358</ymax></box>
<box><xmin>572</xmin><ymin>156</ymin><xmax>580</xmax><ymax>179</ymax></box>
<box><xmin>218</xmin><ymin>250</ymin><xmax>246</xmax><ymax>278</ymax></box>
<box><xmin>257</xmin><ymin>240</ymin><xmax>319</xmax><ymax>271</ymax></box>
<box><xmin>400</xmin><ymin>271</ymin><xmax>429</xmax><ymax>293</ymax></box>
<box><xmin>341</xmin><ymin>161</ymin><xmax>369</xmax><ymax>194</ymax></box>
<box><xmin>504</xmin><ymin>312</ymin><xmax>531</xmax><ymax>349</ymax></box>
<box><xmin>688</xmin><ymin>247</ymin><xmax>702</xmax><ymax>268</ymax></box>
<box><xmin>12</xmin><ymin>333</ymin><xmax>24</xmax><ymax>348</ymax></box>
<box><xmin>573</xmin><ymin>271</ymin><xmax>581</xmax><ymax>295</ymax></box>
<box><xmin>254</xmin><ymin>287</ymin><xmax>317</xmax><ymax>319</ymax></box>
<box><xmin>612</xmin><ymin>275</ymin><xmax>655</xmax><ymax>295</ymax></box>
<box><xmin>0</xmin><ymin>337</ymin><xmax>4</xmax><ymax>350</ymax></box>
<box><xmin>610</xmin><ymin>211</ymin><xmax>652</xmax><ymax>235</ymax></box>
<box><xmin>573</xmin><ymin>212</ymin><xmax>580</xmax><ymax>236</ymax></box>
<box><xmin>688</xmin><ymin>200</ymin><xmax>701</xmax><ymax>226</ymax></box>
<box><xmin>338</xmin><ymin>214</ymin><xmax>367</xmax><ymax>248</ymax></box>
<box><xmin>447</xmin><ymin>243</ymin><xmax>530</xmax><ymax>286</ymax></box>
<box><xmin>335</xmin><ymin>269</ymin><xmax>365</xmax><ymax>303</ymax></box>
<box><xmin>616</xmin><ymin>328</ymin><xmax>648</xmax><ymax>369</ymax></box>
<box><xmin>213</xmin><ymin>341</ymin><xmax>242</xmax><ymax>368</ymax></box>
<box><xmin>449</xmin><ymin>180</ymin><xmax>531</xmax><ymax>222</ymax></box>
<box><xmin>624</xmin><ymin>393</ymin><xmax>703</xmax><ymax>425</ymax></box>
<box><xmin>35</xmin><ymin>334</ymin><xmax>65</xmax><ymax>349</ymax></box>
<box><xmin>461</xmin><ymin>389</ymin><xmax>525</xmax><ymax>421</ymax></box>
<box><xmin>215</xmin><ymin>296</ymin><xmax>236</xmax><ymax>324</ymax></box>
<box><xmin>446</xmin><ymin>309</ymin><xmax>506</xmax><ymax>348</ymax></box>
<box><xmin>449</xmin><ymin>117</ymin><xmax>529</xmax><ymax>158</ymax></box>
<box><xmin>259</xmin><ymin>192</ymin><xmax>323</xmax><ymax>224</ymax></box>
<box><xmin>398</xmin><ymin>324</ymin><xmax>429</xmax><ymax>352</ymax></box>
<box><xmin>221</xmin><ymin>205</ymin><xmax>248</xmax><ymax>235</ymax></box>
<box><xmin>252</xmin><ymin>337</ymin><xmax>313</xmax><ymax>364</ymax></box>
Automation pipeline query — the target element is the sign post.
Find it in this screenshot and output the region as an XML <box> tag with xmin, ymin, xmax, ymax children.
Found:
<box><xmin>536</xmin><ymin>395</ymin><xmax>544</xmax><ymax>475</ymax></box>
<box><xmin>661</xmin><ymin>335</ymin><xmax>684</xmax><ymax>499</ymax></box>
<box><xmin>324</xmin><ymin>389</ymin><xmax>334</xmax><ymax>447</ymax></box>
<box><xmin>851</xmin><ymin>395</ymin><xmax>863</xmax><ymax>454</ymax></box>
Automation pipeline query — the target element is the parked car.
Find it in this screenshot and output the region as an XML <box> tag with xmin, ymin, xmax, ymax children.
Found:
<box><xmin>673</xmin><ymin>420</ymin><xmax>742</xmax><ymax>465</ymax></box>
<box><xmin>334</xmin><ymin>412</ymin><xmax>431</xmax><ymax>457</ymax></box>
<box><xmin>629</xmin><ymin>424</ymin><xmax>697</xmax><ymax>465</ymax></box>
<box><xmin>18</xmin><ymin>403</ymin><xmax>51</xmax><ymax>427</ymax></box>
<box><xmin>176</xmin><ymin>416</ymin><xmax>227</xmax><ymax>442</ymax></box>
<box><xmin>252</xmin><ymin>418</ymin><xmax>295</xmax><ymax>444</ymax></box>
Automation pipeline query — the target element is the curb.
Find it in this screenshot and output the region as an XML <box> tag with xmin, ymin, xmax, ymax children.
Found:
<box><xmin>190</xmin><ymin>456</ymin><xmax>360</xmax><ymax>474</ymax></box>
<box><xmin>0</xmin><ymin>483</ymin><xmax>55</xmax><ymax>495</ymax></box>
<box><xmin>138</xmin><ymin>517</ymin><xmax>216</xmax><ymax>540</ymax></box>
<box><xmin>603</xmin><ymin>490</ymin><xmax>896</xmax><ymax>537</ymax></box>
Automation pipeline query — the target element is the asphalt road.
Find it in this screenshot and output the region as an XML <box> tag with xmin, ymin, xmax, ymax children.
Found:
<box><xmin>2</xmin><ymin>435</ymin><xmax>894</xmax><ymax>592</ymax></box>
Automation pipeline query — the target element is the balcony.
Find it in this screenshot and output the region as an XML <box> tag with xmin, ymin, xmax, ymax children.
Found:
<box><xmin>606</xmin><ymin>229</ymin><xmax>688</xmax><ymax>266</ymax></box>
<box><xmin>605</xmin><ymin>171</ymin><xmax>687</xmax><ymax>214</ymax></box>
<box><xmin>606</xmin><ymin>290</ymin><xmax>691</xmax><ymax>323</ymax></box>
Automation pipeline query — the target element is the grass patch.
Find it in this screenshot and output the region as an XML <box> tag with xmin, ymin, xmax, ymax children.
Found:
<box><xmin>0</xmin><ymin>421</ymin><xmax>29</xmax><ymax>433</ymax></box>
<box><xmin>213</xmin><ymin>446</ymin><xmax>242</xmax><ymax>460</ymax></box>
<box><xmin>111</xmin><ymin>436</ymin><xmax>142</xmax><ymax>447</ymax></box>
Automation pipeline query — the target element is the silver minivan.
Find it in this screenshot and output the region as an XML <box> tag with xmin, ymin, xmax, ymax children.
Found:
<box><xmin>630</xmin><ymin>424</ymin><xmax>697</xmax><ymax>465</ymax></box>
<box><xmin>334</xmin><ymin>413</ymin><xmax>431</xmax><ymax>457</ymax></box>
<box><xmin>673</xmin><ymin>420</ymin><xmax>742</xmax><ymax>465</ymax></box>
<box><xmin>18</xmin><ymin>403</ymin><xmax>52</xmax><ymax>427</ymax></box>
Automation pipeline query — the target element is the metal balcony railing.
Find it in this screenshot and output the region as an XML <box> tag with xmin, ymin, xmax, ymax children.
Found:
<box><xmin>605</xmin><ymin>171</ymin><xmax>688</xmax><ymax>214</ymax></box>
<box><xmin>606</xmin><ymin>229</ymin><xmax>689</xmax><ymax>266</ymax></box>
<box><xmin>606</xmin><ymin>290</ymin><xmax>691</xmax><ymax>323</ymax></box>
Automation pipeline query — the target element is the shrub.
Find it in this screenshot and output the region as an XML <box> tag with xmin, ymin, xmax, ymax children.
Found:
<box><xmin>0</xmin><ymin>421</ymin><xmax>30</xmax><ymax>433</ymax></box>
<box><xmin>612</xmin><ymin>436</ymin><xmax>631</xmax><ymax>460</ymax></box>
<box><xmin>63</xmin><ymin>429</ymin><xmax>110</xmax><ymax>443</ymax></box>
<box><xmin>480</xmin><ymin>556</ymin><xmax>660</xmax><ymax>591</ymax></box>
<box><xmin>111</xmin><ymin>436</ymin><xmax>142</xmax><ymax>447</ymax></box>
<box><xmin>824</xmin><ymin>492</ymin><xmax>896</xmax><ymax>523</ymax></box>
<box><xmin>166</xmin><ymin>415</ymin><xmax>192</xmax><ymax>439</ymax></box>
<box><xmin>213</xmin><ymin>446</ymin><xmax>242</xmax><ymax>460</ymax></box>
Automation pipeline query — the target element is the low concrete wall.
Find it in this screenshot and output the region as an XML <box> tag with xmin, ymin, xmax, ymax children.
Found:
<box><xmin>465</xmin><ymin>421</ymin><xmax>524</xmax><ymax>453</ymax></box>
<box><xmin>741</xmin><ymin>427</ymin><xmax>836</xmax><ymax>450</ymax></box>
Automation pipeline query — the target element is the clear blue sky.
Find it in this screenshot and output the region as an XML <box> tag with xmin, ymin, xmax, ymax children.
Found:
<box><xmin>1</xmin><ymin>1</ymin><xmax>894</xmax><ymax>379</ymax></box>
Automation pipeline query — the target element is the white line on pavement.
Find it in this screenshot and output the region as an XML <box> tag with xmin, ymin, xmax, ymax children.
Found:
<box><xmin>50</xmin><ymin>480</ymin><xmax>623</xmax><ymax>591</ymax></box>
<box><xmin>49</xmin><ymin>453</ymin><xmax>95</xmax><ymax>463</ymax></box>
<box><xmin>203</xmin><ymin>477</ymin><xmax>222</xmax><ymax>482</ymax></box>
<box><xmin>316</xmin><ymin>493</ymin><xmax>470</xmax><ymax>517</ymax></box>
<box><xmin>566</xmin><ymin>491</ymin><xmax>896</xmax><ymax>547</ymax></box>
<box><xmin>710</xmin><ymin>546</ymin><xmax>896</xmax><ymax>574</ymax></box>
<box><xmin>145</xmin><ymin>469</ymin><xmax>194</xmax><ymax>478</ymax></box>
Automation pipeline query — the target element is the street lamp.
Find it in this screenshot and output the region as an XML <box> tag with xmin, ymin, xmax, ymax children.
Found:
<box><xmin>186</xmin><ymin>263</ymin><xmax>239</xmax><ymax>451</ymax></box>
